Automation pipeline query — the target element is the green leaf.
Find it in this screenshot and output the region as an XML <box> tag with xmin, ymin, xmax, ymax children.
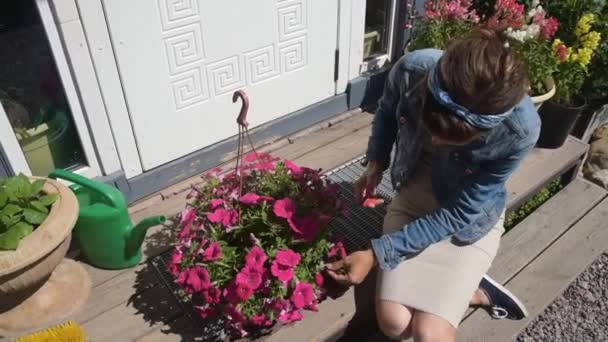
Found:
<box><xmin>1</xmin><ymin>215</ymin><xmax>21</xmax><ymax>229</ymax></box>
<box><xmin>0</xmin><ymin>222</ymin><xmax>33</xmax><ymax>250</ymax></box>
<box><xmin>38</xmin><ymin>194</ymin><xmax>58</xmax><ymax>206</ymax></box>
<box><xmin>23</xmin><ymin>208</ymin><xmax>48</xmax><ymax>225</ymax></box>
<box><xmin>0</xmin><ymin>191</ymin><xmax>7</xmax><ymax>207</ymax></box>
<box><xmin>30</xmin><ymin>179</ymin><xmax>45</xmax><ymax>197</ymax></box>
<box><xmin>1</xmin><ymin>204</ymin><xmax>22</xmax><ymax>217</ymax></box>
<box><xmin>30</xmin><ymin>201</ymin><xmax>49</xmax><ymax>214</ymax></box>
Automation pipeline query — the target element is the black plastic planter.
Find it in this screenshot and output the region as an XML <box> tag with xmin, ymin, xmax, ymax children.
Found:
<box><xmin>536</xmin><ymin>97</ymin><xmax>586</xmax><ymax>149</ymax></box>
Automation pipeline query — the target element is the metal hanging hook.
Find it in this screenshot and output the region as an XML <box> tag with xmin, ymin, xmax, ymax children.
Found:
<box><xmin>232</xmin><ymin>90</ymin><xmax>250</xmax><ymax>127</ymax></box>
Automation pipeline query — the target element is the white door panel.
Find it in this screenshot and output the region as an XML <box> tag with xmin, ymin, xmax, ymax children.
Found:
<box><xmin>103</xmin><ymin>0</ymin><xmax>338</xmax><ymax>169</ymax></box>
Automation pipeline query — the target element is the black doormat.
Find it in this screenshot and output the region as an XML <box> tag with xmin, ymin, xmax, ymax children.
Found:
<box><xmin>149</xmin><ymin>155</ymin><xmax>396</xmax><ymax>334</ymax></box>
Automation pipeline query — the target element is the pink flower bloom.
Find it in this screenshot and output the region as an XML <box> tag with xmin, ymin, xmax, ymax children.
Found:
<box><xmin>180</xmin><ymin>208</ymin><xmax>196</xmax><ymax>225</ymax></box>
<box><xmin>306</xmin><ymin>300</ymin><xmax>319</xmax><ymax>312</ymax></box>
<box><xmin>279</xmin><ymin>310</ymin><xmax>303</xmax><ymax>324</ymax></box>
<box><xmin>223</xmin><ymin>281</ymin><xmax>241</xmax><ymax>304</ymax></box>
<box><xmin>194</xmin><ymin>305</ymin><xmax>218</xmax><ymax>319</ymax></box>
<box><xmin>167</xmin><ymin>250</ymin><xmax>182</xmax><ymax>276</ymax></box>
<box><xmin>178</xmin><ymin>223</ymin><xmax>192</xmax><ymax>239</ymax></box>
<box><xmin>315</xmin><ymin>273</ymin><xmax>324</xmax><ymax>287</ymax></box>
<box><xmin>289</xmin><ymin>215</ymin><xmax>320</xmax><ymax>242</ymax></box>
<box><xmin>203</xmin><ymin>242</ymin><xmax>222</xmax><ymax>261</ymax></box>
<box><xmin>244</xmin><ymin>152</ymin><xmax>260</xmax><ymax>162</ymax></box>
<box><xmin>236</xmin><ymin>265</ymin><xmax>263</xmax><ymax>290</ymax></box>
<box><xmin>250</xmin><ymin>314</ymin><xmax>272</xmax><ymax>327</ymax></box>
<box><xmin>240</xmin><ymin>192</ymin><xmax>261</xmax><ymax>205</ymax></box>
<box><xmin>176</xmin><ymin>266</ymin><xmax>211</xmax><ymax>293</ymax></box>
<box><xmin>203</xmin><ymin>286</ymin><xmax>221</xmax><ymax>304</ymax></box>
<box><xmin>209</xmin><ymin>199</ymin><xmax>224</xmax><ymax>210</ymax></box>
<box><xmin>207</xmin><ymin>208</ymin><xmax>238</xmax><ymax>228</ymax></box>
<box><xmin>485</xmin><ymin>0</ymin><xmax>524</xmax><ymax>29</ymax></box>
<box><xmin>273</xmin><ymin>198</ymin><xmax>296</xmax><ymax>219</ymax></box>
<box><xmin>268</xmin><ymin>298</ymin><xmax>290</xmax><ymax>313</ymax></box>
<box><xmin>275</xmin><ymin>249</ymin><xmax>301</xmax><ymax>267</ymax></box>
<box><xmin>245</xmin><ymin>246</ymin><xmax>267</xmax><ymax>268</ymax></box>
<box><xmin>540</xmin><ymin>17</ymin><xmax>559</xmax><ymax>40</ymax></box>
<box><xmin>328</xmin><ymin>241</ymin><xmax>347</xmax><ymax>259</ymax></box>
<box><xmin>271</xmin><ymin>261</ymin><xmax>295</xmax><ymax>283</ymax></box>
<box><xmin>554</xmin><ymin>42</ymin><xmax>568</xmax><ymax>62</ymax></box>
<box><xmin>284</xmin><ymin>160</ymin><xmax>302</xmax><ymax>175</ymax></box>
<box><xmin>291</xmin><ymin>282</ymin><xmax>315</xmax><ymax>309</ymax></box>
<box><xmin>225</xmin><ymin>305</ymin><xmax>246</xmax><ymax>323</ymax></box>
<box><xmin>236</xmin><ymin>283</ymin><xmax>254</xmax><ymax>301</ymax></box>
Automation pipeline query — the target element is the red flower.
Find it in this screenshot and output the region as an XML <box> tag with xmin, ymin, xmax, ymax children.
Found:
<box><xmin>291</xmin><ymin>282</ymin><xmax>315</xmax><ymax>309</ymax></box>
<box><xmin>541</xmin><ymin>17</ymin><xmax>559</xmax><ymax>40</ymax></box>
<box><xmin>203</xmin><ymin>286</ymin><xmax>221</xmax><ymax>304</ymax></box>
<box><xmin>245</xmin><ymin>246</ymin><xmax>267</xmax><ymax>268</ymax></box>
<box><xmin>273</xmin><ymin>198</ymin><xmax>296</xmax><ymax>219</ymax></box>
<box><xmin>236</xmin><ymin>264</ymin><xmax>263</xmax><ymax>290</ymax></box>
<box><xmin>275</xmin><ymin>249</ymin><xmax>301</xmax><ymax>267</ymax></box>
<box><xmin>315</xmin><ymin>273</ymin><xmax>324</xmax><ymax>287</ymax></box>
<box><xmin>203</xmin><ymin>242</ymin><xmax>222</xmax><ymax>261</ymax></box>
<box><xmin>554</xmin><ymin>43</ymin><xmax>568</xmax><ymax>62</ymax></box>
<box><xmin>279</xmin><ymin>310</ymin><xmax>303</xmax><ymax>324</ymax></box>
<box><xmin>176</xmin><ymin>266</ymin><xmax>211</xmax><ymax>293</ymax></box>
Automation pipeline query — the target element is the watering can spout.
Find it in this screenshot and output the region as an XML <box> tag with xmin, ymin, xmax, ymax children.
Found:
<box><xmin>127</xmin><ymin>215</ymin><xmax>166</xmax><ymax>257</ymax></box>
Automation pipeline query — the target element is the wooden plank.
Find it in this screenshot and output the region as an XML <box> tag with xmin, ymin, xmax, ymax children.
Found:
<box><xmin>135</xmin><ymin>316</ymin><xmax>204</xmax><ymax>342</ymax></box>
<box><xmin>458</xmin><ymin>196</ymin><xmax>608</xmax><ymax>342</ymax></box>
<box><xmin>489</xmin><ymin>178</ymin><xmax>606</xmax><ymax>284</ymax></box>
<box><xmin>81</xmin><ymin>284</ymin><xmax>182</xmax><ymax>341</ymax></box>
<box><xmin>506</xmin><ymin>137</ymin><xmax>588</xmax><ymax>210</ymax></box>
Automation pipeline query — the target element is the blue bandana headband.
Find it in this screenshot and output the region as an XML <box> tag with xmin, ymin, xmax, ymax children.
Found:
<box><xmin>427</xmin><ymin>62</ymin><xmax>513</xmax><ymax>130</ymax></box>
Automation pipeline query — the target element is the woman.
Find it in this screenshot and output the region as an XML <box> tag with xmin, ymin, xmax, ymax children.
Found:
<box><xmin>326</xmin><ymin>29</ymin><xmax>540</xmax><ymax>341</ymax></box>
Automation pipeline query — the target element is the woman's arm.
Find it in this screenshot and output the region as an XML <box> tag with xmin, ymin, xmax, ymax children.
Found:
<box><xmin>371</xmin><ymin>143</ymin><xmax>534</xmax><ymax>271</ymax></box>
<box><xmin>365</xmin><ymin>60</ymin><xmax>405</xmax><ymax>169</ymax></box>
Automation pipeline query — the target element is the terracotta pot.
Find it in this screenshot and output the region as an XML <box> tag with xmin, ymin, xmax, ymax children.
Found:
<box><xmin>0</xmin><ymin>178</ymin><xmax>78</xmax><ymax>312</ymax></box>
<box><xmin>530</xmin><ymin>77</ymin><xmax>556</xmax><ymax>110</ymax></box>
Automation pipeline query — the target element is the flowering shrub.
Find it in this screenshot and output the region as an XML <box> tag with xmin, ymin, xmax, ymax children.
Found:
<box><xmin>411</xmin><ymin>0</ymin><xmax>479</xmax><ymax>50</ymax></box>
<box><xmin>551</xmin><ymin>13</ymin><xmax>602</xmax><ymax>104</ymax></box>
<box><xmin>167</xmin><ymin>153</ymin><xmax>346</xmax><ymax>337</ymax></box>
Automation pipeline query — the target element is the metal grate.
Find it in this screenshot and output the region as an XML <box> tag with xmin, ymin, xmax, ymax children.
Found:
<box><xmin>149</xmin><ymin>155</ymin><xmax>396</xmax><ymax>332</ymax></box>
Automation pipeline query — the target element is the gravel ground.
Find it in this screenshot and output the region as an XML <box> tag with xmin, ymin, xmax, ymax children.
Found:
<box><xmin>516</xmin><ymin>253</ymin><xmax>608</xmax><ymax>342</ymax></box>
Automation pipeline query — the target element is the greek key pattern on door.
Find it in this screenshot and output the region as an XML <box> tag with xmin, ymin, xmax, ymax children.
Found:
<box><xmin>157</xmin><ymin>0</ymin><xmax>308</xmax><ymax>111</ymax></box>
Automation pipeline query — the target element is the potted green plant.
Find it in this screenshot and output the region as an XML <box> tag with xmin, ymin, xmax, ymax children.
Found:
<box><xmin>0</xmin><ymin>174</ymin><xmax>84</xmax><ymax>335</ymax></box>
<box><xmin>537</xmin><ymin>13</ymin><xmax>602</xmax><ymax>148</ymax></box>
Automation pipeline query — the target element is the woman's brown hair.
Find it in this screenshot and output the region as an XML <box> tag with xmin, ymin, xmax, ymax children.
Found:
<box><xmin>422</xmin><ymin>29</ymin><xmax>529</xmax><ymax>144</ymax></box>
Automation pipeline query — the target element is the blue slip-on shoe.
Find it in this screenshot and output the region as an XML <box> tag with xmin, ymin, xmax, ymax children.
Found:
<box><xmin>479</xmin><ymin>275</ymin><xmax>528</xmax><ymax>320</ymax></box>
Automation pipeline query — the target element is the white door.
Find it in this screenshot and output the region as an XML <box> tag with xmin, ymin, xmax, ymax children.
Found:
<box><xmin>102</xmin><ymin>0</ymin><xmax>339</xmax><ymax>170</ymax></box>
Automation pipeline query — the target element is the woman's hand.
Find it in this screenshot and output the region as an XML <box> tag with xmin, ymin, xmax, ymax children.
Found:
<box><xmin>354</xmin><ymin>161</ymin><xmax>383</xmax><ymax>204</ymax></box>
<box><xmin>325</xmin><ymin>249</ymin><xmax>377</xmax><ymax>286</ymax></box>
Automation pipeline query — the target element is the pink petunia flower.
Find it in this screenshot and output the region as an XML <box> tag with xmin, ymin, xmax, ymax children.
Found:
<box><xmin>207</xmin><ymin>208</ymin><xmax>239</xmax><ymax>228</ymax></box>
<box><xmin>203</xmin><ymin>286</ymin><xmax>221</xmax><ymax>304</ymax></box>
<box><xmin>279</xmin><ymin>310</ymin><xmax>303</xmax><ymax>324</ymax></box>
<box><xmin>289</xmin><ymin>215</ymin><xmax>320</xmax><ymax>242</ymax></box>
<box><xmin>180</xmin><ymin>208</ymin><xmax>197</xmax><ymax>225</ymax></box>
<box><xmin>176</xmin><ymin>266</ymin><xmax>211</xmax><ymax>293</ymax></box>
<box><xmin>223</xmin><ymin>281</ymin><xmax>241</xmax><ymax>305</ymax></box>
<box><xmin>291</xmin><ymin>282</ymin><xmax>315</xmax><ymax>309</ymax></box>
<box><xmin>203</xmin><ymin>242</ymin><xmax>222</xmax><ymax>261</ymax></box>
<box><xmin>250</xmin><ymin>314</ymin><xmax>273</xmax><ymax>327</ymax></box>
<box><xmin>275</xmin><ymin>249</ymin><xmax>301</xmax><ymax>267</ymax></box>
<box><xmin>271</xmin><ymin>261</ymin><xmax>295</xmax><ymax>283</ymax></box>
<box><xmin>315</xmin><ymin>273</ymin><xmax>324</xmax><ymax>287</ymax></box>
<box><xmin>284</xmin><ymin>160</ymin><xmax>302</xmax><ymax>175</ymax></box>
<box><xmin>273</xmin><ymin>198</ymin><xmax>296</xmax><ymax>219</ymax></box>
<box><xmin>167</xmin><ymin>250</ymin><xmax>182</xmax><ymax>276</ymax></box>
<box><xmin>328</xmin><ymin>241</ymin><xmax>347</xmax><ymax>259</ymax></box>
<box><xmin>224</xmin><ymin>305</ymin><xmax>246</xmax><ymax>324</ymax></box>
<box><xmin>245</xmin><ymin>246</ymin><xmax>267</xmax><ymax>268</ymax></box>
<box><xmin>194</xmin><ymin>305</ymin><xmax>218</xmax><ymax>319</ymax></box>
<box><xmin>236</xmin><ymin>264</ymin><xmax>263</xmax><ymax>290</ymax></box>
<box><xmin>209</xmin><ymin>199</ymin><xmax>224</xmax><ymax>210</ymax></box>
<box><xmin>240</xmin><ymin>193</ymin><xmax>261</xmax><ymax>205</ymax></box>
<box><xmin>236</xmin><ymin>283</ymin><xmax>254</xmax><ymax>301</ymax></box>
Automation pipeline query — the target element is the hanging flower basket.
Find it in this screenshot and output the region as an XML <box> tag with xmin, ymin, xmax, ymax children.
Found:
<box><xmin>167</xmin><ymin>91</ymin><xmax>348</xmax><ymax>338</ymax></box>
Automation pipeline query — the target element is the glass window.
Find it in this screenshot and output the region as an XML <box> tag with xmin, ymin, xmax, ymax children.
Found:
<box><xmin>364</xmin><ymin>0</ymin><xmax>393</xmax><ymax>59</ymax></box>
<box><xmin>0</xmin><ymin>0</ymin><xmax>86</xmax><ymax>176</ymax></box>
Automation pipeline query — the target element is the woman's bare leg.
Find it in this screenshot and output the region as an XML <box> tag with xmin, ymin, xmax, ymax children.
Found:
<box><xmin>411</xmin><ymin>311</ymin><xmax>456</xmax><ymax>342</ymax></box>
<box><xmin>376</xmin><ymin>299</ymin><xmax>414</xmax><ymax>340</ymax></box>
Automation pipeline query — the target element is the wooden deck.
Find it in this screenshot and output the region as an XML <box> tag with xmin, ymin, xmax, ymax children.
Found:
<box><xmin>18</xmin><ymin>111</ymin><xmax>605</xmax><ymax>342</ymax></box>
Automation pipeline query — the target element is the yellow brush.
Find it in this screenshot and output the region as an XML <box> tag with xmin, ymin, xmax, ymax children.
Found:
<box><xmin>14</xmin><ymin>321</ymin><xmax>86</xmax><ymax>342</ymax></box>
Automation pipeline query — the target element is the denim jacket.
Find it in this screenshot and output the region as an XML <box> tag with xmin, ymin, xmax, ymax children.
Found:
<box><xmin>367</xmin><ymin>49</ymin><xmax>541</xmax><ymax>271</ymax></box>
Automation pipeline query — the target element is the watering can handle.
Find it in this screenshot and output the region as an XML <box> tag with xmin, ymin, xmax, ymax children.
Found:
<box><xmin>48</xmin><ymin>169</ymin><xmax>122</xmax><ymax>208</ymax></box>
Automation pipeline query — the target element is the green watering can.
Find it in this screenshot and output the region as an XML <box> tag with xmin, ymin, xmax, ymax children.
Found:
<box><xmin>48</xmin><ymin>169</ymin><xmax>166</xmax><ymax>269</ymax></box>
